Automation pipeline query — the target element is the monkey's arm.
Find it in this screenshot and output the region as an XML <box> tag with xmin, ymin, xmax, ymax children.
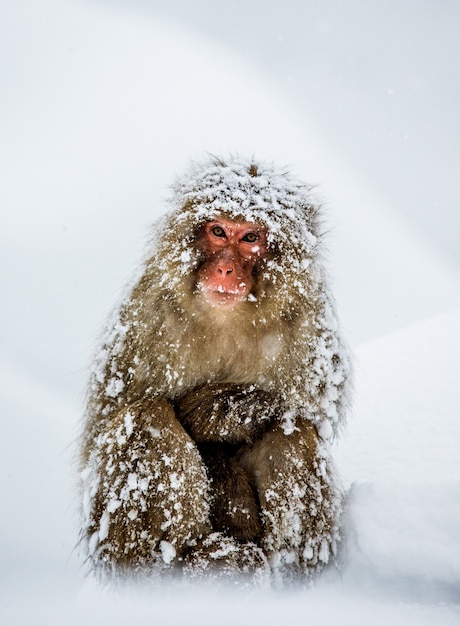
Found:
<box><xmin>80</xmin><ymin>397</ymin><xmax>211</xmax><ymax>575</ymax></box>
<box><xmin>176</xmin><ymin>383</ymin><xmax>281</xmax><ymax>444</ymax></box>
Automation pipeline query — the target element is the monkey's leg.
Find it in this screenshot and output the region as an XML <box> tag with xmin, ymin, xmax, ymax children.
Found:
<box><xmin>81</xmin><ymin>397</ymin><xmax>211</xmax><ymax>578</ymax></box>
<box><xmin>238</xmin><ymin>419</ymin><xmax>343</xmax><ymax>584</ymax></box>
<box><xmin>199</xmin><ymin>443</ymin><xmax>262</xmax><ymax>541</ymax></box>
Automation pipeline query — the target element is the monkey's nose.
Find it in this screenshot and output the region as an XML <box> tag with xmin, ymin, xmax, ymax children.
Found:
<box><xmin>217</xmin><ymin>266</ymin><xmax>233</xmax><ymax>275</ymax></box>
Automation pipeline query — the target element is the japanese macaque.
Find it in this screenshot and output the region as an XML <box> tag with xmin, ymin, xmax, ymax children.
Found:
<box><xmin>80</xmin><ymin>156</ymin><xmax>352</xmax><ymax>586</ymax></box>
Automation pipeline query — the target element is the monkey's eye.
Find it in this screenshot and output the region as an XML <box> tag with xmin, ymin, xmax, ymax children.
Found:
<box><xmin>211</xmin><ymin>226</ymin><xmax>226</xmax><ymax>238</ymax></box>
<box><xmin>242</xmin><ymin>232</ymin><xmax>258</xmax><ymax>243</ymax></box>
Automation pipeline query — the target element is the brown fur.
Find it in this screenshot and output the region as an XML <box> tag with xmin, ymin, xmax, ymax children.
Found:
<box><xmin>80</xmin><ymin>158</ymin><xmax>351</xmax><ymax>584</ymax></box>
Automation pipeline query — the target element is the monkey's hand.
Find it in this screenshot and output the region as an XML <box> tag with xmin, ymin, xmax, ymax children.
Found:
<box><xmin>176</xmin><ymin>383</ymin><xmax>279</xmax><ymax>444</ymax></box>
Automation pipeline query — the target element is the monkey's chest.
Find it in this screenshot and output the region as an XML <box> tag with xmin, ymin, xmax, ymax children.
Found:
<box><xmin>195</xmin><ymin>335</ymin><xmax>280</xmax><ymax>387</ymax></box>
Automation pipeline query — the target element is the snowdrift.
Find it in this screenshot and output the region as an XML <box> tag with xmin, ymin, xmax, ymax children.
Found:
<box><xmin>336</xmin><ymin>310</ymin><xmax>460</xmax><ymax>606</ymax></box>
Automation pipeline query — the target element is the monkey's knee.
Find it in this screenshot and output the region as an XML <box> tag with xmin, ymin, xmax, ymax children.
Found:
<box><xmin>238</xmin><ymin>419</ymin><xmax>320</xmax><ymax>489</ymax></box>
<box><xmin>238</xmin><ymin>420</ymin><xmax>343</xmax><ymax>580</ymax></box>
<box><xmin>81</xmin><ymin>398</ymin><xmax>211</xmax><ymax>576</ymax></box>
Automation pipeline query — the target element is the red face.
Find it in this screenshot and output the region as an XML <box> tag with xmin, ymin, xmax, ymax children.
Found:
<box><xmin>196</xmin><ymin>218</ymin><xmax>268</xmax><ymax>305</ymax></box>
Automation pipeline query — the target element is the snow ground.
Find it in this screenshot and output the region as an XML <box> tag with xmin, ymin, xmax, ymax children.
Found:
<box><xmin>1</xmin><ymin>1</ymin><xmax>460</xmax><ymax>624</ymax></box>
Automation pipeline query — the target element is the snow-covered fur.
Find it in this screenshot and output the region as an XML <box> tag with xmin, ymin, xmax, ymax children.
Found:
<box><xmin>80</xmin><ymin>156</ymin><xmax>352</xmax><ymax>586</ymax></box>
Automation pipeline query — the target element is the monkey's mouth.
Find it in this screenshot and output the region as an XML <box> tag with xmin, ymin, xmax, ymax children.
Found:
<box><xmin>197</xmin><ymin>282</ymin><xmax>250</xmax><ymax>305</ymax></box>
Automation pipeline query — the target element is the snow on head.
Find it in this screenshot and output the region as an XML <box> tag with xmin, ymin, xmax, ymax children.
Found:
<box><xmin>161</xmin><ymin>156</ymin><xmax>322</xmax><ymax>284</ymax></box>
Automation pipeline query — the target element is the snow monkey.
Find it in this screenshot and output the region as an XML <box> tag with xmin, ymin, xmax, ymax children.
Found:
<box><xmin>80</xmin><ymin>156</ymin><xmax>352</xmax><ymax>586</ymax></box>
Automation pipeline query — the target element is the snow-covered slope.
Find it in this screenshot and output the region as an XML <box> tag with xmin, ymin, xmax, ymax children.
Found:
<box><xmin>338</xmin><ymin>311</ymin><xmax>460</xmax><ymax>486</ymax></box>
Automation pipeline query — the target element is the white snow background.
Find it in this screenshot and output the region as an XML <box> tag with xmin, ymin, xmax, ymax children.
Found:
<box><xmin>1</xmin><ymin>1</ymin><xmax>460</xmax><ymax>624</ymax></box>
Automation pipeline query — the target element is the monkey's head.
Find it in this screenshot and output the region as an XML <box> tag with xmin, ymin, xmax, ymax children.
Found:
<box><xmin>150</xmin><ymin>156</ymin><xmax>324</xmax><ymax>315</ymax></box>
